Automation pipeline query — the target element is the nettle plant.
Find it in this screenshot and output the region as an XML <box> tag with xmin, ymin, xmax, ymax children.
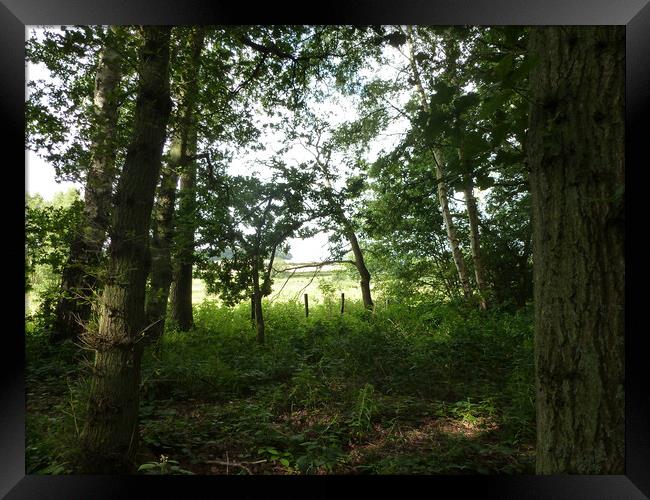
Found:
<box><xmin>138</xmin><ymin>454</ymin><xmax>194</xmax><ymax>475</ymax></box>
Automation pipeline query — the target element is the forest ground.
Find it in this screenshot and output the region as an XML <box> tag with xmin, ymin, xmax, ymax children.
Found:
<box><xmin>26</xmin><ymin>276</ymin><xmax>536</xmax><ymax>475</ymax></box>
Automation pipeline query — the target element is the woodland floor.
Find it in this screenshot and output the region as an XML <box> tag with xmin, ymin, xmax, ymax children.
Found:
<box><xmin>26</xmin><ymin>299</ymin><xmax>536</xmax><ymax>475</ymax></box>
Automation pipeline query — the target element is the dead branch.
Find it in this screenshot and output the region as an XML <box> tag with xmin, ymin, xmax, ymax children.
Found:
<box><xmin>273</xmin><ymin>259</ymin><xmax>357</xmax><ymax>273</ymax></box>
<box><xmin>205</xmin><ymin>458</ymin><xmax>267</xmax><ymax>475</ymax></box>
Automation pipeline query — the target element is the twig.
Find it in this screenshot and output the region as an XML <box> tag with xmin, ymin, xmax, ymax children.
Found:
<box><xmin>293</xmin><ymin>267</ymin><xmax>322</xmax><ymax>302</ymax></box>
<box><xmin>205</xmin><ymin>458</ymin><xmax>267</xmax><ymax>475</ymax></box>
<box><xmin>268</xmin><ymin>268</ymin><xmax>298</xmax><ymax>305</ymax></box>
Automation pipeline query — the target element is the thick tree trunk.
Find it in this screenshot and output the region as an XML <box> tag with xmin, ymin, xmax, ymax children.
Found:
<box><xmin>528</xmin><ymin>26</ymin><xmax>624</xmax><ymax>474</ymax></box>
<box><xmin>462</xmin><ymin>174</ymin><xmax>488</xmax><ymax>309</ymax></box>
<box><xmin>146</xmin><ymin>27</ymin><xmax>204</xmax><ymax>341</ymax></box>
<box><xmin>52</xmin><ymin>27</ymin><xmax>124</xmax><ymax>342</ymax></box>
<box><xmin>79</xmin><ymin>26</ymin><xmax>172</xmax><ymax>474</ymax></box>
<box><xmin>406</xmin><ymin>26</ymin><xmax>473</xmax><ymax>300</ymax></box>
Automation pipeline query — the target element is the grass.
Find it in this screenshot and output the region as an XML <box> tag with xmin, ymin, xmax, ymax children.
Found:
<box><xmin>192</xmin><ymin>267</ymin><xmax>367</xmax><ymax>305</ymax></box>
<box><xmin>26</xmin><ymin>290</ymin><xmax>536</xmax><ymax>475</ymax></box>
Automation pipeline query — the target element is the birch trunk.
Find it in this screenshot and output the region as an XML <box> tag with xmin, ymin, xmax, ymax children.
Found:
<box><xmin>462</xmin><ymin>173</ymin><xmax>488</xmax><ymax>309</ymax></box>
<box><xmin>52</xmin><ymin>26</ymin><xmax>124</xmax><ymax>342</ymax></box>
<box><xmin>405</xmin><ymin>26</ymin><xmax>472</xmax><ymax>300</ymax></box>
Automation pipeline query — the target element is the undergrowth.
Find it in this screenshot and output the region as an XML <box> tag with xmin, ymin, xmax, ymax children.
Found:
<box><xmin>26</xmin><ymin>297</ymin><xmax>535</xmax><ymax>475</ymax></box>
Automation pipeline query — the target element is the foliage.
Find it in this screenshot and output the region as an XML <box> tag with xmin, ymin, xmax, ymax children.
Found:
<box><xmin>25</xmin><ymin>190</ymin><xmax>84</xmax><ymax>326</ymax></box>
<box><xmin>27</xmin><ymin>294</ymin><xmax>535</xmax><ymax>475</ymax></box>
<box><xmin>24</xmin><ymin>24</ymin><xmax>550</xmax><ymax>476</ymax></box>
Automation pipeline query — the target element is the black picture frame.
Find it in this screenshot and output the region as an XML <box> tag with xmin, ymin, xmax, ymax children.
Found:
<box><xmin>4</xmin><ymin>1</ymin><xmax>649</xmax><ymax>498</ymax></box>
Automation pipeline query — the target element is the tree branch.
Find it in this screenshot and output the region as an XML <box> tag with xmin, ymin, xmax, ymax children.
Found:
<box><xmin>273</xmin><ymin>259</ymin><xmax>357</xmax><ymax>273</ymax></box>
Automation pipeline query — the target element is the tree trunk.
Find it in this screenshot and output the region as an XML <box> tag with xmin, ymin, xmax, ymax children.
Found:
<box><xmin>52</xmin><ymin>26</ymin><xmax>124</xmax><ymax>342</ymax></box>
<box><xmin>462</xmin><ymin>173</ymin><xmax>488</xmax><ymax>309</ymax></box>
<box><xmin>252</xmin><ymin>258</ymin><xmax>265</xmax><ymax>344</ymax></box>
<box><xmin>169</xmin><ymin>28</ymin><xmax>205</xmax><ymax>333</ymax></box>
<box><xmin>169</xmin><ymin>128</ymin><xmax>197</xmax><ymax>331</ymax></box>
<box><xmin>146</xmin><ymin>27</ymin><xmax>204</xmax><ymax>342</ymax></box>
<box><xmin>145</xmin><ymin>163</ymin><xmax>177</xmax><ymax>344</ymax></box>
<box><xmin>318</xmin><ymin>162</ymin><xmax>374</xmax><ymax>310</ymax></box>
<box><xmin>345</xmin><ymin>224</ymin><xmax>373</xmax><ymax>309</ymax></box>
<box><xmin>433</xmin><ymin>152</ymin><xmax>473</xmax><ymax>300</ymax></box>
<box><xmin>79</xmin><ymin>26</ymin><xmax>172</xmax><ymax>474</ymax></box>
<box><xmin>528</xmin><ymin>26</ymin><xmax>624</xmax><ymax>474</ymax></box>
<box><xmin>169</xmin><ymin>144</ymin><xmax>196</xmax><ymax>331</ymax></box>
<box><xmin>405</xmin><ymin>26</ymin><xmax>473</xmax><ymax>300</ymax></box>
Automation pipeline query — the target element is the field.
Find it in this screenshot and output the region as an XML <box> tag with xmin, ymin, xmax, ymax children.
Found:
<box><xmin>192</xmin><ymin>267</ymin><xmax>368</xmax><ymax>305</ymax></box>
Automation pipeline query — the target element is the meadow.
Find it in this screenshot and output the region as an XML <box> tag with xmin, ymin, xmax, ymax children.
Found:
<box><xmin>191</xmin><ymin>266</ymin><xmax>366</xmax><ymax>305</ymax></box>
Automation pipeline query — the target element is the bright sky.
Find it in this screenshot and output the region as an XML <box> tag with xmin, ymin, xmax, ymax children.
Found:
<box><xmin>24</xmin><ymin>27</ymin><xmax>418</xmax><ymax>263</ymax></box>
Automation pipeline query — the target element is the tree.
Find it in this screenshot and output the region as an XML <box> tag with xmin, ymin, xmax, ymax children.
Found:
<box><xmin>147</xmin><ymin>27</ymin><xmax>205</xmax><ymax>340</ymax></box>
<box><xmin>79</xmin><ymin>26</ymin><xmax>173</xmax><ymax>473</ymax></box>
<box><xmin>167</xmin><ymin>25</ymin><xmax>372</xmax><ymax>331</ymax></box>
<box><xmin>196</xmin><ymin>167</ymin><xmax>315</xmax><ymax>344</ymax></box>
<box><xmin>294</xmin><ymin>116</ymin><xmax>376</xmax><ymax>310</ymax></box>
<box><xmin>168</xmin><ymin>30</ymin><xmax>205</xmax><ymax>332</ymax></box>
<box><xmin>528</xmin><ymin>26</ymin><xmax>624</xmax><ymax>474</ymax></box>
<box><xmin>25</xmin><ymin>190</ymin><xmax>84</xmax><ymax>318</ymax></box>
<box><xmin>51</xmin><ymin>26</ymin><xmax>126</xmax><ymax>342</ymax></box>
<box><xmin>404</xmin><ymin>26</ymin><xmax>473</xmax><ymax>301</ymax></box>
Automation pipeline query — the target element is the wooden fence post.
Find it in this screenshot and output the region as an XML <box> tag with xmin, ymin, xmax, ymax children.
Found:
<box><xmin>304</xmin><ymin>293</ymin><xmax>309</xmax><ymax>317</ymax></box>
<box><xmin>341</xmin><ymin>293</ymin><xmax>345</xmax><ymax>314</ymax></box>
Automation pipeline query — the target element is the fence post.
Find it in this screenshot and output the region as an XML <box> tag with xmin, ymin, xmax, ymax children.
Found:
<box><xmin>341</xmin><ymin>293</ymin><xmax>345</xmax><ymax>314</ymax></box>
<box><xmin>304</xmin><ymin>293</ymin><xmax>309</xmax><ymax>317</ymax></box>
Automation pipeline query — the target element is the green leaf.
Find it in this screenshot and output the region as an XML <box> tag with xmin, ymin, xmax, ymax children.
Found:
<box><xmin>511</xmin><ymin>54</ymin><xmax>540</xmax><ymax>82</ymax></box>
<box><xmin>424</xmin><ymin>108</ymin><xmax>451</xmax><ymax>139</ymax></box>
<box><xmin>490</xmin><ymin>122</ymin><xmax>510</xmax><ymax>146</ymax></box>
<box><xmin>464</xmin><ymin>132</ymin><xmax>491</xmax><ymax>158</ymax></box>
<box><xmin>475</xmin><ymin>173</ymin><xmax>495</xmax><ymax>190</ymax></box>
<box><xmin>453</xmin><ymin>93</ymin><xmax>480</xmax><ymax>115</ymax></box>
<box><xmin>479</xmin><ymin>92</ymin><xmax>509</xmax><ymax>118</ymax></box>
<box><xmin>495</xmin><ymin>53</ymin><xmax>515</xmax><ymax>81</ymax></box>
<box><xmin>430</xmin><ymin>81</ymin><xmax>455</xmax><ymax>106</ymax></box>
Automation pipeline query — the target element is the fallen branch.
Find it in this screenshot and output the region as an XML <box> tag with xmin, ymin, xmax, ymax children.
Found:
<box><xmin>205</xmin><ymin>458</ymin><xmax>267</xmax><ymax>475</ymax></box>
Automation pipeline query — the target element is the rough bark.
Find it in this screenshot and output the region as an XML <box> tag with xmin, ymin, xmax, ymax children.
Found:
<box><xmin>79</xmin><ymin>26</ymin><xmax>172</xmax><ymax>474</ymax></box>
<box><xmin>52</xmin><ymin>26</ymin><xmax>124</xmax><ymax>342</ymax></box>
<box><xmin>146</xmin><ymin>27</ymin><xmax>205</xmax><ymax>342</ymax></box>
<box><xmin>169</xmin><ymin>28</ymin><xmax>205</xmax><ymax>332</ymax></box>
<box><xmin>406</xmin><ymin>26</ymin><xmax>473</xmax><ymax>300</ymax></box>
<box><xmin>528</xmin><ymin>26</ymin><xmax>625</xmax><ymax>474</ymax></box>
